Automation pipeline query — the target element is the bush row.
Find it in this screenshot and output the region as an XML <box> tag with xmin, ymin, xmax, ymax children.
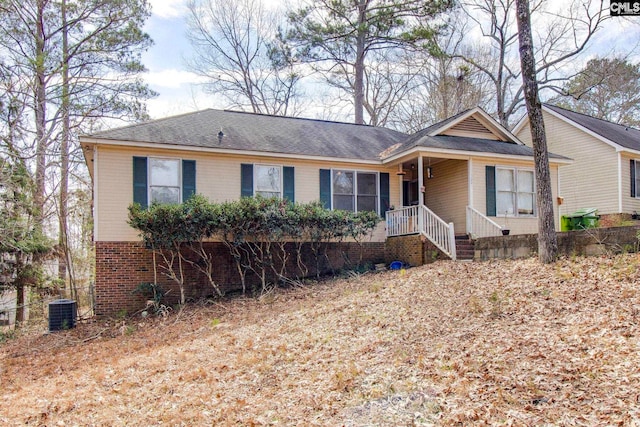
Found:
<box><xmin>128</xmin><ymin>195</ymin><xmax>381</xmax><ymax>303</ymax></box>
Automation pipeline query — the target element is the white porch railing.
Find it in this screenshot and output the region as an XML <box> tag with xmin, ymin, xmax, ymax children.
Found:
<box><xmin>386</xmin><ymin>205</ymin><xmax>457</xmax><ymax>260</ymax></box>
<box><xmin>466</xmin><ymin>206</ymin><xmax>503</xmax><ymax>239</ymax></box>
<box><xmin>421</xmin><ymin>205</ymin><xmax>456</xmax><ymax>260</ymax></box>
<box><xmin>386</xmin><ymin>205</ymin><xmax>419</xmax><ymax>237</ymax></box>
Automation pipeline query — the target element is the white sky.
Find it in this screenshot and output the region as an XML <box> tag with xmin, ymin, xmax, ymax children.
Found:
<box><xmin>141</xmin><ymin>0</ymin><xmax>640</xmax><ymax>121</ymax></box>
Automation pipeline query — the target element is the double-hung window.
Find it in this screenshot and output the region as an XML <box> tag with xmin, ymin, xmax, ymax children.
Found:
<box><xmin>149</xmin><ymin>158</ymin><xmax>181</xmax><ymax>205</ymax></box>
<box><xmin>133</xmin><ymin>157</ymin><xmax>196</xmax><ymax>208</ymax></box>
<box><xmin>496</xmin><ymin>167</ymin><xmax>535</xmax><ymax>216</ymax></box>
<box><xmin>332</xmin><ymin>170</ymin><xmax>378</xmax><ymax>213</ymax></box>
<box><xmin>254</xmin><ymin>164</ymin><xmax>282</xmax><ymax>198</ymax></box>
<box><xmin>633</xmin><ymin>160</ymin><xmax>640</xmax><ymax>198</ymax></box>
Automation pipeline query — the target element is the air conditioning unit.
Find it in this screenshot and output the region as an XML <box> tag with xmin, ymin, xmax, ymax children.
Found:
<box><xmin>48</xmin><ymin>299</ymin><xmax>77</xmax><ymax>332</ymax></box>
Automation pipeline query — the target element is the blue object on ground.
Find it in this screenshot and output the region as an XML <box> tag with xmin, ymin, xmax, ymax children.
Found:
<box><xmin>390</xmin><ymin>261</ymin><xmax>403</xmax><ymax>270</ymax></box>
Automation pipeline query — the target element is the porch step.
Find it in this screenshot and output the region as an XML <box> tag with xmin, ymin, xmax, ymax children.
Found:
<box><xmin>455</xmin><ymin>234</ymin><xmax>475</xmax><ymax>261</ymax></box>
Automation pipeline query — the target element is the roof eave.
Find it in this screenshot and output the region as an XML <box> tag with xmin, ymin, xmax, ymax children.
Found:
<box><xmin>78</xmin><ymin>136</ymin><xmax>385</xmax><ymax>165</ymax></box>
<box><xmin>381</xmin><ymin>145</ymin><xmax>572</xmax><ymax>165</ymax></box>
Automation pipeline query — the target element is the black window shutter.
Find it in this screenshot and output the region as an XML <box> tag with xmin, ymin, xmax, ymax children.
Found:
<box><xmin>632</xmin><ymin>160</ymin><xmax>636</xmax><ymax>198</ymax></box>
<box><xmin>283</xmin><ymin>166</ymin><xmax>295</xmax><ymax>202</ymax></box>
<box><xmin>241</xmin><ymin>164</ymin><xmax>254</xmax><ymax>197</ymax></box>
<box><xmin>182</xmin><ymin>160</ymin><xmax>196</xmax><ymax>202</ymax></box>
<box><xmin>133</xmin><ymin>156</ymin><xmax>148</xmax><ymax>209</ymax></box>
<box><xmin>319</xmin><ymin>169</ymin><xmax>331</xmax><ymax>209</ymax></box>
<box><xmin>379</xmin><ymin>172</ymin><xmax>390</xmax><ymax>216</ymax></box>
<box><xmin>486</xmin><ymin>165</ymin><xmax>496</xmax><ymax>216</ymax></box>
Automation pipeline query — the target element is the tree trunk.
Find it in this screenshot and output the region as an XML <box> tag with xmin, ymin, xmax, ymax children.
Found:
<box><xmin>515</xmin><ymin>0</ymin><xmax>558</xmax><ymax>264</ymax></box>
<box><xmin>34</xmin><ymin>0</ymin><xmax>47</xmax><ymax>227</ymax></box>
<box><xmin>59</xmin><ymin>0</ymin><xmax>77</xmax><ymax>306</ymax></box>
<box><xmin>354</xmin><ymin>0</ymin><xmax>367</xmax><ymax>125</ymax></box>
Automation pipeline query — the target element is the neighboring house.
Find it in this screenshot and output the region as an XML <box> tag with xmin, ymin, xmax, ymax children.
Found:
<box><xmin>514</xmin><ymin>104</ymin><xmax>640</xmax><ymax>221</ymax></box>
<box><xmin>81</xmin><ymin>107</ymin><xmax>569</xmax><ymax>315</ymax></box>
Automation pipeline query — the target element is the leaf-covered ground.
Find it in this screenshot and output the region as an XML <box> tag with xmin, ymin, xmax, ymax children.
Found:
<box><xmin>1</xmin><ymin>254</ymin><xmax>639</xmax><ymax>426</ymax></box>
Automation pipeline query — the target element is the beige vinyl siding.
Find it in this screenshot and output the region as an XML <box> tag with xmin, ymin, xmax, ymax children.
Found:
<box><xmin>516</xmin><ymin>110</ymin><xmax>619</xmax><ymax>216</ymax></box>
<box><xmin>424</xmin><ymin>159</ymin><xmax>468</xmax><ymax>234</ymax></box>
<box><xmin>95</xmin><ymin>145</ymin><xmax>397</xmax><ymax>242</ymax></box>
<box><xmin>443</xmin><ymin>118</ymin><xmax>498</xmax><ymax>140</ymax></box>
<box><xmin>471</xmin><ymin>158</ymin><xmax>559</xmax><ymax>235</ymax></box>
<box><xmin>620</xmin><ymin>153</ymin><xmax>640</xmax><ymax>214</ymax></box>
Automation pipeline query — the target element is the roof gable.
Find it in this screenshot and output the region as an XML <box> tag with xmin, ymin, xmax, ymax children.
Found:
<box><xmin>428</xmin><ymin>107</ymin><xmax>522</xmax><ymax>144</ymax></box>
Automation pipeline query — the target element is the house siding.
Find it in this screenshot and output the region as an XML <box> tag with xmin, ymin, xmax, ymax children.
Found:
<box><xmin>471</xmin><ymin>158</ymin><xmax>559</xmax><ymax>235</ymax></box>
<box><xmin>425</xmin><ymin>159</ymin><xmax>468</xmax><ymax>234</ymax></box>
<box><xmin>620</xmin><ymin>153</ymin><xmax>640</xmax><ymax>214</ymax></box>
<box><xmin>95</xmin><ymin>145</ymin><xmax>398</xmax><ymax>242</ymax></box>
<box><xmin>516</xmin><ymin>110</ymin><xmax>619</xmax><ymax>216</ymax></box>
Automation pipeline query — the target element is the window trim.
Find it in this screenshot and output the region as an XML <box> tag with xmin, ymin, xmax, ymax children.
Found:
<box><xmin>633</xmin><ymin>159</ymin><xmax>640</xmax><ymax>198</ymax></box>
<box><xmin>330</xmin><ymin>169</ymin><xmax>380</xmax><ymax>214</ymax></box>
<box><xmin>148</xmin><ymin>156</ymin><xmax>182</xmax><ymax>205</ymax></box>
<box><xmin>495</xmin><ymin>166</ymin><xmax>536</xmax><ymax>217</ymax></box>
<box><xmin>254</xmin><ymin>164</ymin><xmax>283</xmax><ymax>199</ymax></box>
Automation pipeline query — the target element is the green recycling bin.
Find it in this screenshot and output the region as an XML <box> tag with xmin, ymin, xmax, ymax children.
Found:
<box><xmin>563</xmin><ymin>208</ymin><xmax>599</xmax><ymax>230</ymax></box>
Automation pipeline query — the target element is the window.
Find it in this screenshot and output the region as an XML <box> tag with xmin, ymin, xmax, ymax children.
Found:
<box><xmin>133</xmin><ymin>157</ymin><xmax>195</xmax><ymax>208</ymax></box>
<box><xmin>496</xmin><ymin>167</ymin><xmax>535</xmax><ymax>216</ymax></box>
<box><xmin>255</xmin><ymin>164</ymin><xmax>282</xmax><ymax>198</ymax></box>
<box><xmin>149</xmin><ymin>158</ymin><xmax>181</xmax><ymax>204</ymax></box>
<box><xmin>634</xmin><ymin>160</ymin><xmax>640</xmax><ymax>198</ymax></box>
<box><xmin>332</xmin><ymin>170</ymin><xmax>378</xmax><ymax>213</ymax></box>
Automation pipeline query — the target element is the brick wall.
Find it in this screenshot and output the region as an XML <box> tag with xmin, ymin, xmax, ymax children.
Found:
<box><xmin>385</xmin><ymin>235</ymin><xmax>449</xmax><ymax>266</ymax></box>
<box><xmin>94</xmin><ymin>240</ymin><xmax>386</xmax><ymax>316</ymax></box>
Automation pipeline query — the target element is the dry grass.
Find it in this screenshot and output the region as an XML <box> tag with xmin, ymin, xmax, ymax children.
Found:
<box><xmin>2</xmin><ymin>254</ymin><xmax>640</xmax><ymax>426</ymax></box>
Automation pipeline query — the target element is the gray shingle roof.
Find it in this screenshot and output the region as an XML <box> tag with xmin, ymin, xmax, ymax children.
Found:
<box><xmin>388</xmin><ymin>134</ymin><xmax>568</xmax><ymax>159</ymax></box>
<box><xmin>88</xmin><ymin>109</ymin><xmax>408</xmax><ymax>161</ymax></box>
<box><xmin>86</xmin><ymin>107</ymin><xmax>567</xmax><ymax>162</ymax></box>
<box><xmin>545</xmin><ymin>104</ymin><xmax>640</xmax><ymax>152</ymax></box>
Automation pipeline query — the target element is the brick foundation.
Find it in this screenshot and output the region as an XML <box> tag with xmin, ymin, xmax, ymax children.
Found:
<box><xmin>94</xmin><ymin>241</ymin><xmax>385</xmax><ymax>316</ymax></box>
<box><xmin>385</xmin><ymin>234</ymin><xmax>449</xmax><ymax>266</ymax></box>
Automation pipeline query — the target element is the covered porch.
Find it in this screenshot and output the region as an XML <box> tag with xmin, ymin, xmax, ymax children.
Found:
<box><xmin>377</xmin><ymin>107</ymin><xmax>564</xmax><ymax>261</ymax></box>
<box><xmin>384</xmin><ymin>155</ymin><xmax>505</xmax><ymax>261</ymax></box>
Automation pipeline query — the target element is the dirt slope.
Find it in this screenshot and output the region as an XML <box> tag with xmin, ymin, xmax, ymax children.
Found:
<box><xmin>1</xmin><ymin>255</ymin><xmax>639</xmax><ymax>426</ymax></box>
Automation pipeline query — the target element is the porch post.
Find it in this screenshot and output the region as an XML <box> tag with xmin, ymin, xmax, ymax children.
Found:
<box><xmin>418</xmin><ymin>155</ymin><xmax>424</xmax><ymax>233</ymax></box>
<box><xmin>418</xmin><ymin>155</ymin><xmax>424</xmax><ymax>206</ymax></box>
<box><xmin>398</xmin><ymin>163</ymin><xmax>404</xmax><ymax>207</ymax></box>
<box><xmin>467</xmin><ymin>158</ymin><xmax>473</xmax><ymax>235</ymax></box>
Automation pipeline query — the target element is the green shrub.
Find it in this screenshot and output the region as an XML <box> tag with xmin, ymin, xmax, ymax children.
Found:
<box><xmin>128</xmin><ymin>195</ymin><xmax>381</xmax><ymax>297</ymax></box>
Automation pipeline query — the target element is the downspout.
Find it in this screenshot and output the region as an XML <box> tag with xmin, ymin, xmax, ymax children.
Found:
<box><xmin>93</xmin><ymin>145</ymin><xmax>98</xmax><ymax>242</ymax></box>
<box><xmin>557</xmin><ymin>163</ymin><xmax>563</xmax><ymax>230</ymax></box>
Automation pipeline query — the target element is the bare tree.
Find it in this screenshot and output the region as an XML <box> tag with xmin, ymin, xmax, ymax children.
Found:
<box><xmin>389</xmin><ymin>17</ymin><xmax>494</xmax><ymax>132</ymax></box>
<box><xmin>449</xmin><ymin>0</ymin><xmax>608</xmax><ymax>128</ymax></box>
<box><xmin>185</xmin><ymin>0</ymin><xmax>304</xmax><ymax>116</ymax></box>
<box><xmin>516</xmin><ymin>0</ymin><xmax>557</xmax><ymax>264</ymax></box>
